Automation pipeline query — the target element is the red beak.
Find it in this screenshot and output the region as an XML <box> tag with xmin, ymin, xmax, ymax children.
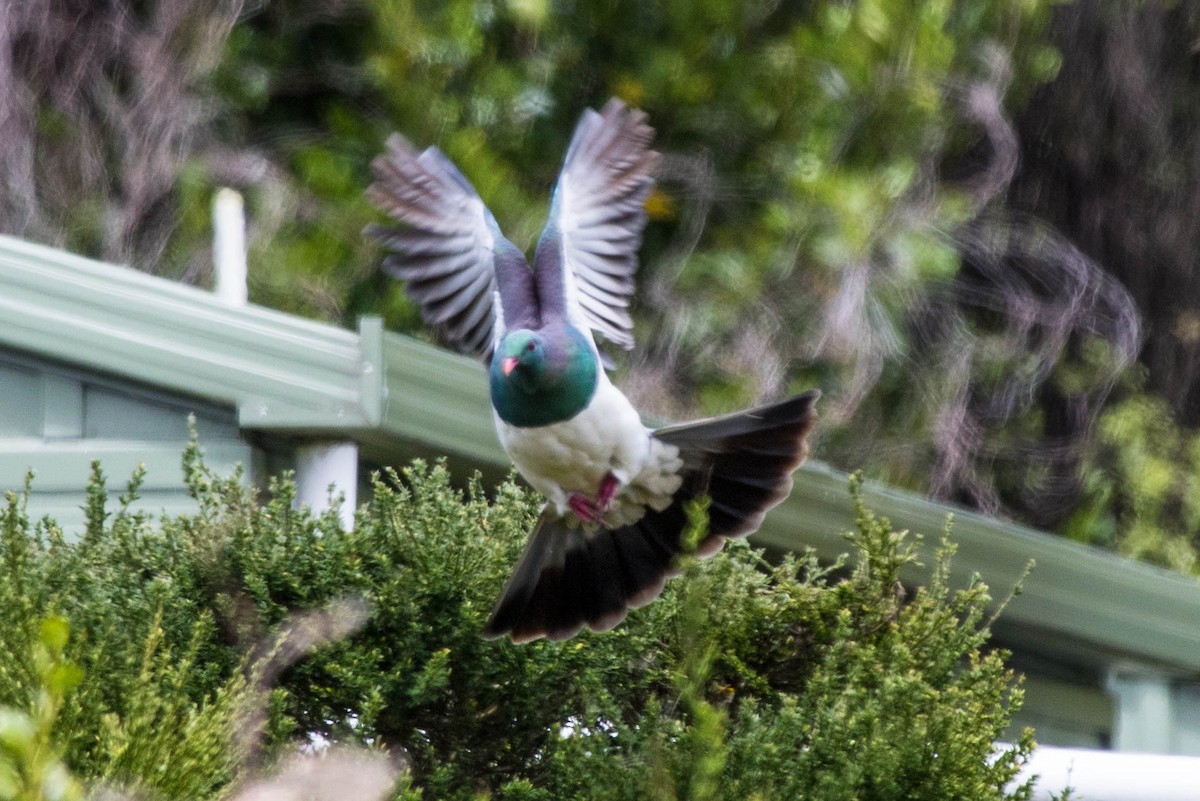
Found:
<box><xmin>501</xmin><ymin>356</ymin><xmax>519</xmax><ymax>376</ymax></box>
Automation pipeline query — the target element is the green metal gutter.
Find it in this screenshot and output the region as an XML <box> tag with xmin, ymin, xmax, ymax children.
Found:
<box><xmin>3</xmin><ymin>234</ymin><xmax>1200</xmax><ymax>675</ymax></box>
<box><xmin>0</xmin><ymin>235</ymin><xmax>504</xmax><ymax>467</ymax></box>
<box><xmin>0</xmin><ymin>236</ymin><xmax>371</xmax><ymax>428</ymax></box>
<box><xmin>764</xmin><ymin>463</ymin><xmax>1200</xmax><ymax>675</ymax></box>
<box><xmin>369</xmin><ymin>323</ymin><xmax>506</xmax><ymax>468</ymax></box>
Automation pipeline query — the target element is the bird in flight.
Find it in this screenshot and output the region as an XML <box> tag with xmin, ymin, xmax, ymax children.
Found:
<box><xmin>366</xmin><ymin>99</ymin><xmax>818</xmax><ymax>643</ymax></box>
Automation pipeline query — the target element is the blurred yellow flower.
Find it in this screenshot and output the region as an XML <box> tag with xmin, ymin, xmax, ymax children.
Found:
<box><xmin>644</xmin><ymin>187</ymin><xmax>677</xmax><ymax>221</ymax></box>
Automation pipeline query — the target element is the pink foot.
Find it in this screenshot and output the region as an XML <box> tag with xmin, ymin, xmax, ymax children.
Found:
<box><xmin>568</xmin><ymin>474</ymin><xmax>622</xmax><ymax>526</ymax></box>
<box><xmin>568</xmin><ymin>493</ymin><xmax>606</xmax><ymax>525</ymax></box>
<box><xmin>596</xmin><ymin>473</ymin><xmax>620</xmax><ymax>510</ymax></box>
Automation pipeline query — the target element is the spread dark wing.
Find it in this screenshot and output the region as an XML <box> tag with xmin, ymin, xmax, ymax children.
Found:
<box><xmin>533</xmin><ymin>99</ymin><xmax>659</xmax><ymax>350</ymax></box>
<box><xmin>365</xmin><ymin>135</ymin><xmax>536</xmax><ymax>361</ymax></box>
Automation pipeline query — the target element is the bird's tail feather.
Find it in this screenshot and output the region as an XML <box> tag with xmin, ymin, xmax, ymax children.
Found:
<box><xmin>655</xmin><ymin>389</ymin><xmax>820</xmax><ymax>555</ymax></box>
<box><xmin>483</xmin><ymin>389</ymin><xmax>820</xmax><ymax>642</ymax></box>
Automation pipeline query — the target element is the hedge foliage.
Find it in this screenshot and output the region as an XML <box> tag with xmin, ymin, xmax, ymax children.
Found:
<box><xmin>0</xmin><ymin>444</ymin><xmax>1033</xmax><ymax>800</ymax></box>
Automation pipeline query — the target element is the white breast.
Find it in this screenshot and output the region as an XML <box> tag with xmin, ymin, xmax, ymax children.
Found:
<box><xmin>494</xmin><ymin>376</ymin><xmax>682</xmax><ymax>522</ymax></box>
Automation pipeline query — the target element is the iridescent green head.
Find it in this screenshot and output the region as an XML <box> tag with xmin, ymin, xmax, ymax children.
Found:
<box><xmin>489</xmin><ymin>325</ymin><xmax>598</xmax><ymax>427</ymax></box>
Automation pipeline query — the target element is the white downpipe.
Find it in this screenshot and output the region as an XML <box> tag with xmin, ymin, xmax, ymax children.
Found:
<box><xmin>295</xmin><ymin>441</ymin><xmax>359</xmax><ymax>530</ymax></box>
<box><xmin>1016</xmin><ymin>745</ymin><xmax>1200</xmax><ymax>800</ymax></box>
<box><xmin>212</xmin><ymin>187</ymin><xmax>248</xmax><ymax>306</ymax></box>
<box><xmin>1107</xmin><ymin>669</ymin><xmax>1175</xmax><ymax>753</ymax></box>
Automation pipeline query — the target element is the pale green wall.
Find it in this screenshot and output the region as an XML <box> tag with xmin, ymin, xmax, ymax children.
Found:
<box><xmin>0</xmin><ymin>348</ymin><xmax>251</xmax><ymax>531</ymax></box>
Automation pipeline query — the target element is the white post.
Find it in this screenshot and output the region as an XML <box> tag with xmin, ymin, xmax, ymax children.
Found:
<box><xmin>212</xmin><ymin>187</ymin><xmax>248</xmax><ymax>306</ymax></box>
<box><xmin>1107</xmin><ymin>668</ymin><xmax>1175</xmax><ymax>753</ymax></box>
<box><xmin>295</xmin><ymin>441</ymin><xmax>359</xmax><ymax>530</ymax></box>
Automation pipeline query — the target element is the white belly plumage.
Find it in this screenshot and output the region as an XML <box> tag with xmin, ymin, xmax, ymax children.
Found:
<box><xmin>494</xmin><ymin>377</ymin><xmax>684</xmax><ymax>526</ymax></box>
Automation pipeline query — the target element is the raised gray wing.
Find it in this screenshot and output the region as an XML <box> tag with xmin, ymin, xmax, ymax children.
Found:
<box><xmin>535</xmin><ymin>99</ymin><xmax>659</xmax><ymax>350</ymax></box>
<box><xmin>365</xmin><ymin>135</ymin><xmax>535</xmax><ymax>360</ymax></box>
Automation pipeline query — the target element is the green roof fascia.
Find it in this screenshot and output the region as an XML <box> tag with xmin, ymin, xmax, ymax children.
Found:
<box><xmin>372</xmin><ymin>325</ymin><xmax>506</xmax><ymax>467</ymax></box>
<box><xmin>0</xmin><ymin>236</ymin><xmax>501</xmax><ymax>464</ymax></box>
<box><xmin>0</xmin><ymin>235</ymin><xmax>503</xmax><ymax>467</ymax></box>
<box><xmin>0</xmin><ymin>235</ymin><xmax>376</xmax><ymax>428</ymax></box>
<box><xmin>764</xmin><ymin>463</ymin><xmax>1200</xmax><ymax>675</ymax></box>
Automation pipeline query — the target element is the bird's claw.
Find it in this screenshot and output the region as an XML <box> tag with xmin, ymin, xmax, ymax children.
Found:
<box><xmin>569</xmin><ymin>473</ymin><xmax>622</xmax><ymax>526</ymax></box>
<box><xmin>568</xmin><ymin>493</ymin><xmax>607</xmax><ymax>526</ymax></box>
<box><xmin>596</xmin><ymin>473</ymin><xmax>619</xmax><ymax>509</ymax></box>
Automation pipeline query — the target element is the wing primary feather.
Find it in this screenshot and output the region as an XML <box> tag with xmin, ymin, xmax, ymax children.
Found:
<box><xmin>367</xmin><ymin>131</ymin><xmax>540</xmax><ymax>361</ymax></box>
<box><xmin>532</xmin><ymin>98</ymin><xmax>658</xmax><ymax>352</ymax></box>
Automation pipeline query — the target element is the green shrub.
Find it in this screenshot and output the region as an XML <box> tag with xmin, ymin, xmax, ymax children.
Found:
<box><xmin>1066</xmin><ymin>391</ymin><xmax>1200</xmax><ymax>574</ymax></box>
<box><xmin>0</xmin><ymin>471</ymin><xmax>247</xmax><ymax>801</ymax></box>
<box><xmin>0</xmin><ymin>447</ymin><xmax>1032</xmax><ymax>800</ymax></box>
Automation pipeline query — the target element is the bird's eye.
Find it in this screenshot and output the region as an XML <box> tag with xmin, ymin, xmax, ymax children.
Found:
<box><xmin>526</xmin><ymin>341</ymin><xmax>536</xmax><ymax>352</ymax></box>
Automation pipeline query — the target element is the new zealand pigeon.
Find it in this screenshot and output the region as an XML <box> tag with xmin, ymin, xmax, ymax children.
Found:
<box><xmin>366</xmin><ymin>99</ymin><xmax>819</xmax><ymax>643</ymax></box>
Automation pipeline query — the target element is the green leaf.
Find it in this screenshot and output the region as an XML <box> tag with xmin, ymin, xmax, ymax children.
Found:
<box><xmin>0</xmin><ymin>710</ymin><xmax>35</xmax><ymax>757</ymax></box>
<box><xmin>39</xmin><ymin>618</ymin><xmax>69</xmax><ymax>658</ymax></box>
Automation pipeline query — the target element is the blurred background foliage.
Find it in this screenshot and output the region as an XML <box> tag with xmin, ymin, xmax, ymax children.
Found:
<box><xmin>3</xmin><ymin>0</ymin><xmax>1200</xmax><ymax>573</ymax></box>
